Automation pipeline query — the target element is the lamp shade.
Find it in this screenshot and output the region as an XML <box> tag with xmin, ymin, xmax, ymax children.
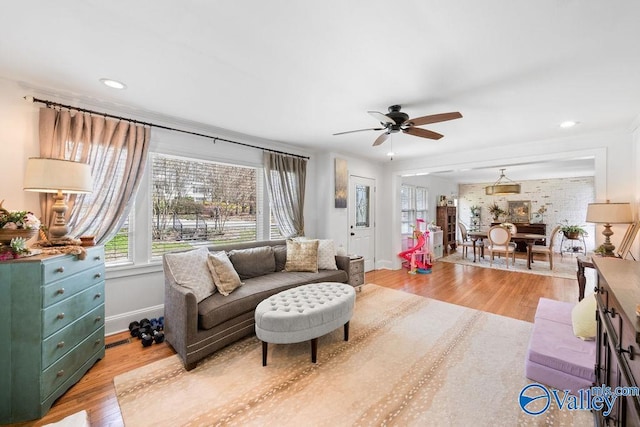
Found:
<box><xmin>586</xmin><ymin>202</ymin><xmax>632</xmax><ymax>224</ymax></box>
<box><xmin>24</xmin><ymin>158</ymin><xmax>93</xmax><ymax>194</ymax></box>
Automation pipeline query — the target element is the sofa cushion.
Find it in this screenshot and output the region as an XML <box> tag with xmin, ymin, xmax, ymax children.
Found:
<box><xmin>165</xmin><ymin>247</ymin><xmax>216</xmax><ymax>303</ymax></box>
<box><xmin>273</xmin><ymin>245</ymin><xmax>287</xmax><ymax>271</ymax></box>
<box><xmin>317</xmin><ymin>239</ymin><xmax>338</xmax><ymax>270</ymax></box>
<box><xmin>197</xmin><ymin>269</ymin><xmax>348</xmax><ymax>330</ymax></box>
<box><xmin>228</xmin><ymin>246</ymin><xmax>276</xmax><ymax>280</ymax></box>
<box><xmin>284</xmin><ymin>239</ymin><xmax>319</xmax><ymax>273</ymax></box>
<box><xmin>207</xmin><ymin>251</ymin><xmax>243</xmax><ymax>296</ymax></box>
<box><xmin>572</xmin><ymin>293</ymin><xmax>597</xmax><ymax>340</ymax></box>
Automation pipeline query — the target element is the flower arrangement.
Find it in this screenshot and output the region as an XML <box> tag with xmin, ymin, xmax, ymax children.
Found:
<box><xmin>0</xmin><ymin>200</ymin><xmax>41</xmax><ymax>259</ymax></box>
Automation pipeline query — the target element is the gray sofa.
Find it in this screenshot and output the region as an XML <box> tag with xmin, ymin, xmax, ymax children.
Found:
<box><xmin>163</xmin><ymin>239</ymin><xmax>352</xmax><ymax>370</ymax></box>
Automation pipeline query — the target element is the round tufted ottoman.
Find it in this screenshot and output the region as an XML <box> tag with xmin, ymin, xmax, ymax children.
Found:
<box><xmin>255</xmin><ymin>282</ymin><xmax>356</xmax><ymax>366</ymax></box>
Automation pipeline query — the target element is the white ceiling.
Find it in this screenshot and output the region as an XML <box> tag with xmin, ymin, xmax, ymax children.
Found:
<box><xmin>2</xmin><ymin>1</ymin><xmax>639</xmax><ymax>181</ymax></box>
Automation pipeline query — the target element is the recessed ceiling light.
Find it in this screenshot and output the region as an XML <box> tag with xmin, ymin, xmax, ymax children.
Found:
<box><xmin>386</xmin><ymin>151</ymin><xmax>395</xmax><ymax>157</ymax></box>
<box><xmin>100</xmin><ymin>78</ymin><xmax>127</xmax><ymax>90</ymax></box>
<box><xmin>560</xmin><ymin>120</ymin><xmax>578</xmax><ymax>128</ymax></box>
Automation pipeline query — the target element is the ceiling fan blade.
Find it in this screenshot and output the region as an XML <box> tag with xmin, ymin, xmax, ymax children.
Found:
<box><xmin>333</xmin><ymin>127</ymin><xmax>385</xmax><ymax>136</ymax></box>
<box><xmin>406</xmin><ymin>112</ymin><xmax>462</xmax><ymax>127</ymax></box>
<box><xmin>372</xmin><ymin>132</ymin><xmax>390</xmax><ymax>146</ymax></box>
<box><xmin>404</xmin><ymin>127</ymin><xmax>444</xmax><ymax>140</ymax></box>
<box><xmin>368</xmin><ymin>111</ymin><xmax>395</xmax><ymax>125</ymax></box>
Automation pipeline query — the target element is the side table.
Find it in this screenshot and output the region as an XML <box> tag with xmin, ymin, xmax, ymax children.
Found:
<box><xmin>348</xmin><ymin>256</ymin><xmax>364</xmax><ymax>289</ymax></box>
<box><xmin>576</xmin><ymin>255</ymin><xmax>594</xmax><ymax>301</ymax></box>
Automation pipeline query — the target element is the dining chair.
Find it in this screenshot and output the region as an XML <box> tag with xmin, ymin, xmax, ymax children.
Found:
<box><xmin>458</xmin><ymin>222</ymin><xmax>480</xmax><ymax>259</ymax></box>
<box><xmin>501</xmin><ymin>222</ymin><xmax>518</xmax><ymax>250</ymax></box>
<box><xmin>487</xmin><ymin>225</ymin><xmax>516</xmax><ymax>268</ymax></box>
<box><xmin>529</xmin><ymin>225</ymin><xmax>561</xmax><ymax>269</ymax></box>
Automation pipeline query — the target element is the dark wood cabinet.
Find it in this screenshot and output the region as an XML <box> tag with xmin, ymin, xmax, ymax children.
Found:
<box><xmin>437</xmin><ymin>206</ymin><xmax>457</xmax><ymax>251</ymax></box>
<box><xmin>593</xmin><ymin>257</ymin><xmax>640</xmax><ymax>426</ymax></box>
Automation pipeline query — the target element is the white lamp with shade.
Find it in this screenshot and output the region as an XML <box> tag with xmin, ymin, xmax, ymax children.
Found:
<box><xmin>586</xmin><ymin>201</ymin><xmax>633</xmax><ymax>257</ymax></box>
<box><xmin>23</xmin><ymin>158</ymin><xmax>93</xmax><ymax>242</ymax></box>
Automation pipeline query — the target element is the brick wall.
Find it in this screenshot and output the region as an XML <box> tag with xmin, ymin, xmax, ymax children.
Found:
<box><xmin>458</xmin><ymin>176</ymin><xmax>595</xmax><ymax>252</ymax></box>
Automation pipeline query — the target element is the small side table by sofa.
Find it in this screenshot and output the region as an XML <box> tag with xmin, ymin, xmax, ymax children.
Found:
<box><xmin>348</xmin><ymin>256</ymin><xmax>364</xmax><ymax>289</ymax></box>
<box><xmin>576</xmin><ymin>255</ymin><xmax>594</xmax><ymax>301</ymax></box>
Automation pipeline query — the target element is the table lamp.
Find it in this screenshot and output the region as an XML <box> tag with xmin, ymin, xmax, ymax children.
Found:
<box><xmin>586</xmin><ymin>201</ymin><xmax>632</xmax><ymax>257</ymax></box>
<box><xmin>23</xmin><ymin>157</ymin><xmax>93</xmax><ymax>242</ymax></box>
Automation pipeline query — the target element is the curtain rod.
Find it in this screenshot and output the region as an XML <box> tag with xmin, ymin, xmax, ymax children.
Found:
<box><xmin>25</xmin><ymin>96</ymin><xmax>310</xmax><ymax>160</ymax></box>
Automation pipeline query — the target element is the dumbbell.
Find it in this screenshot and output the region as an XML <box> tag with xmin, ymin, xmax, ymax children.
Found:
<box><xmin>151</xmin><ymin>329</ymin><xmax>165</xmax><ymax>344</ymax></box>
<box><xmin>128</xmin><ymin>321</ymin><xmax>140</xmax><ymax>337</ymax></box>
<box><xmin>140</xmin><ymin>331</ymin><xmax>154</xmax><ymax>347</ymax></box>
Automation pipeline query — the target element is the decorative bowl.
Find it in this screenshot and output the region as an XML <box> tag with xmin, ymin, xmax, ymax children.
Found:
<box><xmin>0</xmin><ymin>228</ymin><xmax>38</xmax><ymax>245</ymax></box>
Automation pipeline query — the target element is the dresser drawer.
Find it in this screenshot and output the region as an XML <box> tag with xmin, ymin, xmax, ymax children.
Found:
<box><xmin>42</xmin><ymin>304</ymin><xmax>104</xmax><ymax>369</ymax></box>
<box><xmin>42</xmin><ymin>282</ymin><xmax>104</xmax><ymax>338</ymax></box>
<box><xmin>42</xmin><ymin>265</ymin><xmax>104</xmax><ymax>308</ymax></box>
<box><xmin>42</xmin><ymin>247</ymin><xmax>104</xmax><ymax>284</ymax></box>
<box><xmin>349</xmin><ymin>258</ymin><xmax>364</xmax><ymax>274</ymax></box>
<box><xmin>350</xmin><ymin>273</ymin><xmax>364</xmax><ymax>287</ymax></box>
<box><xmin>41</xmin><ymin>326</ymin><xmax>104</xmax><ymax>400</ymax></box>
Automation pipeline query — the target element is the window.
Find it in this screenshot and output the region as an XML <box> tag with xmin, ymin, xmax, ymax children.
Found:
<box><xmin>104</xmin><ymin>217</ymin><xmax>130</xmax><ymax>262</ymax></box>
<box><xmin>150</xmin><ymin>153</ymin><xmax>259</xmax><ymax>259</ymax></box>
<box><xmin>401</xmin><ymin>184</ymin><xmax>428</xmax><ymax>234</ymax></box>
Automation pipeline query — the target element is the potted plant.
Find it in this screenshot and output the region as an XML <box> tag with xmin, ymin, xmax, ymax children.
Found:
<box><xmin>559</xmin><ymin>222</ymin><xmax>587</xmax><ymax>240</ymax></box>
<box><xmin>488</xmin><ymin>203</ymin><xmax>506</xmax><ymax>221</ymax></box>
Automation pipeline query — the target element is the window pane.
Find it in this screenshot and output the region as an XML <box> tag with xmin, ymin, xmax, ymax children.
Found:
<box><xmin>104</xmin><ymin>218</ymin><xmax>129</xmax><ymax>262</ymax></box>
<box><xmin>355</xmin><ymin>184</ymin><xmax>370</xmax><ymax>228</ymax></box>
<box><xmin>151</xmin><ymin>154</ymin><xmax>258</xmax><ymax>258</ymax></box>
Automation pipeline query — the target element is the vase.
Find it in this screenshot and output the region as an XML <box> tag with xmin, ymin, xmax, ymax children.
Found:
<box><xmin>0</xmin><ymin>228</ymin><xmax>38</xmax><ymax>245</ymax></box>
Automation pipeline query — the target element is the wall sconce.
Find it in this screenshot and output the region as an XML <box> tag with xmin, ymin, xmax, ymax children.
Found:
<box><xmin>586</xmin><ymin>201</ymin><xmax>633</xmax><ymax>257</ymax></box>
<box><xmin>23</xmin><ymin>158</ymin><xmax>93</xmax><ymax>242</ymax></box>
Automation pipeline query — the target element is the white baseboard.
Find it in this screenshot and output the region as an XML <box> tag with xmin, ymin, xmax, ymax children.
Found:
<box><xmin>105</xmin><ymin>304</ymin><xmax>164</xmax><ymax>336</ymax></box>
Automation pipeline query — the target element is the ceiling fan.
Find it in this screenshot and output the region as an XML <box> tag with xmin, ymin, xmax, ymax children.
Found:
<box><xmin>333</xmin><ymin>105</ymin><xmax>462</xmax><ymax>146</ymax></box>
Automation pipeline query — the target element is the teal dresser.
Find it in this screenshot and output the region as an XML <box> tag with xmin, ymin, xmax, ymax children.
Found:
<box><xmin>0</xmin><ymin>246</ymin><xmax>105</xmax><ymax>423</ymax></box>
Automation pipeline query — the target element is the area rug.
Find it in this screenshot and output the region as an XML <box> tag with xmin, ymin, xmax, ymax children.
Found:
<box><xmin>440</xmin><ymin>251</ymin><xmax>578</xmax><ymax>280</ymax></box>
<box><xmin>114</xmin><ymin>285</ymin><xmax>590</xmax><ymax>426</ymax></box>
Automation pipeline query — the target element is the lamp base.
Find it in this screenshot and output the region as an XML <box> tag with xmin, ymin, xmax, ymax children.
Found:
<box><xmin>49</xmin><ymin>191</ymin><xmax>70</xmax><ymax>240</ymax></box>
<box><xmin>601</xmin><ymin>223</ymin><xmax>616</xmax><ymax>257</ymax></box>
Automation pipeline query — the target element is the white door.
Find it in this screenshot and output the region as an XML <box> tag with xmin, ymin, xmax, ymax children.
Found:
<box><xmin>349</xmin><ymin>176</ymin><xmax>375</xmax><ymax>271</ymax></box>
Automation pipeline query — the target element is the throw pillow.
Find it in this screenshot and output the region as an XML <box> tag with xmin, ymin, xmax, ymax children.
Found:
<box><xmin>317</xmin><ymin>239</ymin><xmax>338</xmax><ymax>270</ymax></box>
<box><xmin>207</xmin><ymin>251</ymin><xmax>243</xmax><ymax>296</ymax></box>
<box><xmin>228</xmin><ymin>246</ymin><xmax>276</xmax><ymax>280</ymax></box>
<box><xmin>164</xmin><ymin>247</ymin><xmax>216</xmax><ymax>303</ymax></box>
<box><xmin>284</xmin><ymin>239</ymin><xmax>319</xmax><ymax>273</ymax></box>
<box><xmin>273</xmin><ymin>245</ymin><xmax>287</xmax><ymax>271</ymax></box>
<box><xmin>571</xmin><ymin>293</ymin><xmax>597</xmax><ymax>340</ymax></box>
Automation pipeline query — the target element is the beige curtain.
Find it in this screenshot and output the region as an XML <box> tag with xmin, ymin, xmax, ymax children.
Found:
<box><xmin>263</xmin><ymin>152</ymin><xmax>306</xmax><ymax>237</ymax></box>
<box><xmin>38</xmin><ymin>107</ymin><xmax>150</xmax><ymax>244</ymax></box>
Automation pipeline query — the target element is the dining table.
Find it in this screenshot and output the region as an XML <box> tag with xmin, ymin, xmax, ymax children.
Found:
<box><xmin>467</xmin><ymin>230</ymin><xmax>548</xmax><ymax>269</ymax></box>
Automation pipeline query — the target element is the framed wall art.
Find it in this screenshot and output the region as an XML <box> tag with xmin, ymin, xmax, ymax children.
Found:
<box><xmin>334</xmin><ymin>158</ymin><xmax>348</xmax><ymax>208</ymax></box>
<box><xmin>508</xmin><ymin>200</ymin><xmax>531</xmax><ymax>223</ymax></box>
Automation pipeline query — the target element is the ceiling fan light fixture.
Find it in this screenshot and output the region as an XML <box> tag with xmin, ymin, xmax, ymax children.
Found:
<box><xmin>485</xmin><ymin>168</ymin><xmax>521</xmax><ymax>195</ymax></box>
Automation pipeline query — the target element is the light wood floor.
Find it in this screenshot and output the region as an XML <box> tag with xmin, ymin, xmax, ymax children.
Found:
<box><xmin>18</xmin><ymin>254</ymin><xmax>581</xmax><ymax>427</ymax></box>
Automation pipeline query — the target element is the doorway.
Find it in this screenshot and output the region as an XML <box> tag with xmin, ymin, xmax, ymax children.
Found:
<box><xmin>348</xmin><ymin>175</ymin><xmax>375</xmax><ymax>271</ymax></box>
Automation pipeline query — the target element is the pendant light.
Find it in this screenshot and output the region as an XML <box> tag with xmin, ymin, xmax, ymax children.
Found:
<box><xmin>485</xmin><ymin>168</ymin><xmax>521</xmax><ymax>195</ymax></box>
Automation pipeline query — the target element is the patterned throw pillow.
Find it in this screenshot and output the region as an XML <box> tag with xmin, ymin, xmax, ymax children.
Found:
<box><xmin>317</xmin><ymin>239</ymin><xmax>338</xmax><ymax>270</ymax></box>
<box><xmin>207</xmin><ymin>251</ymin><xmax>243</xmax><ymax>296</ymax></box>
<box><xmin>284</xmin><ymin>239</ymin><xmax>319</xmax><ymax>273</ymax></box>
<box><xmin>164</xmin><ymin>247</ymin><xmax>216</xmax><ymax>303</ymax></box>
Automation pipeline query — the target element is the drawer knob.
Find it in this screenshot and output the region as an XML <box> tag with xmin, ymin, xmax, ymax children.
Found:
<box><xmin>56</xmin><ymin>288</ymin><xmax>65</xmax><ymax>295</ymax></box>
<box><xmin>56</xmin><ymin>370</ymin><xmax>65</xmax><ymax>377</ymax></box>
<box><xmin>95</xmin><ymin>316</ymin><xmax>102</xmax><ymax>322</ymax></box>
<box><xmin>94</xmin><ymin>256</ymin><xmax>101</xmax><ymax>260</ymax></box>
<box><xmin>55</xmin><ymin>266</ymin><xmax>65</xmax><ymax>273</ymax></box>
<box><xmin>57</xmin><ymin>341</ymin><xmax>65</xmax><ymax>348</ymax></box>
<box><xmin>95</xmin><ymin>293</ymin><xmax>102</xmax><ymax>299</ymax></box>
<box><xmin>619</xmin><ymin>345</ymin><xmax>635</xmax><ymax>360</ymax></box>
<box><xmin>95</xmin><ymin>339</ymin><xmax>101</xmax><ymax>345</ymax></box>
<box><xmin>57</xmin><ymin>313</ymin><xmax>65</xmax><ymax>320</ymax></box>
<box><xmin>94</xmin><ymin>273</ymin><xmax>102</xmax><ymax>279</ymax></box>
